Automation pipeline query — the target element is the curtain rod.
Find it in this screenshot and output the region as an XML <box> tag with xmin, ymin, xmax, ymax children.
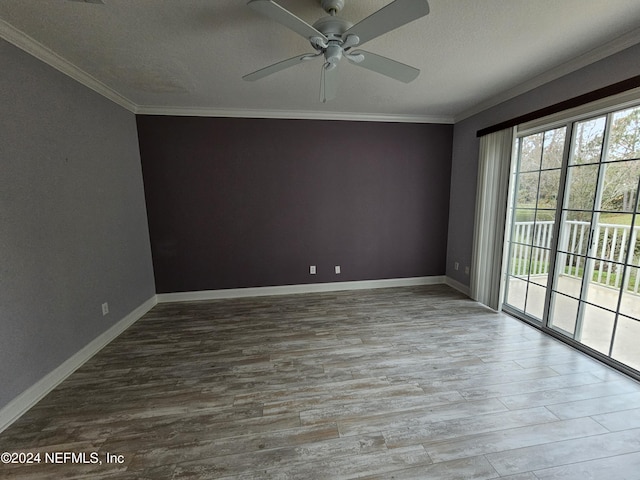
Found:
<box><xmin>476</xmin><ymin>75</ymin><xmax>640</xmax><ymax>138</ymax></box>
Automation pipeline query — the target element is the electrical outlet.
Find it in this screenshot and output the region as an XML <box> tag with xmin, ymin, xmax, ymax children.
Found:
<box><xmin>101</xmin><ymin>302</ymin><xmax>109</xmax><ymax>316</ymax></box>
<box><xmin>310</xmin><ymin>265</ymin><xmax>316</xmax><ymax>275</ymax></box>
<box><xmin>335</xmin><ymin>265</ymin><xmax>341</xmax><ymax>274</ymax></box>
<box><xmin>465</xmin><ymin>266</ymin><xmax>470</xmax><ymax>275</ymax></box>
<box><xmin>454</xmin><ymin>262</ymin><xmax>459</xmax><ymax>270</ymax></box>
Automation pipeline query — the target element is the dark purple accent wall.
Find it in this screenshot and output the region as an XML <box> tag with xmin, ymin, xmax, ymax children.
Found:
<box><xmin>137</xmin><ymin>116</ymin><xmax>453</xmax><ymax>293</ymax></box>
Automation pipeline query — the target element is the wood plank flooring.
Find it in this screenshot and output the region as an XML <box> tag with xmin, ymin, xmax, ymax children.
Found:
<box><xmin>2</xmin><ymin>285</ymin><xmax>640</xmax><ymax>479</ymax></box>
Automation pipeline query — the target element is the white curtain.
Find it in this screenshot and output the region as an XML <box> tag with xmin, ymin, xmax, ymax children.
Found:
<box><xmin>470</xmin><ymin>127</ymin><xmax>515</xmax><ymax>310</ymax></box>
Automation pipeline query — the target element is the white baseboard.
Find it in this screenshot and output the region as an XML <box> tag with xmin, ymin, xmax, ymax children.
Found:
<box><xmin>445</xmin><ymin>276</ymin><xmax>471</xmax><ymax>297</ymax></box>
<box><xmin>157</xmin><ymin>276</ymin><xmax>446</xmax><ymax>303</ymax></box>
<box><xmin>0</xmin><ymin>296</ymin><xmax>157</xmax><ymax>434</ymax></box>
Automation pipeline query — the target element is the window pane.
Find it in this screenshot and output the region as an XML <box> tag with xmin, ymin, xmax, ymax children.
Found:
<box><xmin>584</xmin><ymin>275</ymin><xmax>620</xmax><ymax>312</ymax></box>
<box><xmin>607</xmin><ymin>106</ymin><xmax>640</xmax><ymax>162</ymax></box>
<box><xmin>541</xmin><ymin>127</ymin><xmax>566</xmax><ymax>169</ymax></box>
<box><xmin>549</xmin><ymin>292</ymin><xmax>578</xmax><ymax>335</ymax></box>
<box><xmin>590</xmin><ymin>221</ymin><xmax>631</xmax><ymax>289</ymax></box>
<box><xmin>611</xmin><ymin>316</ymin><xmax>640</xmax><ymax>371</ymax></box>
<box><xmin>514</xmin><ymin>207</ymin><xmax>536</xmax><ymax>224</ymax></box>
<box><xmin>628</xmin><ymin>230</ymin><xmax>640</xmax><ymax>266</ymax></box>
<box><xmin>525</xmin><ymin>283</ymin><xmax>546</xmax><ymax>320</ymax></box>
<box><xmin>533</xmin><ymin>213</ymin><xmax>555</xmax><ymax>245</ymax></box>
<box><xmin>571</xmin><ymin>116</ymin><xmax>606</xmax><ymax>165</ymax></box>
<box><xmin>520</xmin><ymin>133</ymin><xmax>543</xmax><ymax>171</ymax></box>
<box><xmin>509</xmin><ymin>244</ymin><xmax>531</xmax><ymax>276</ymax></box>
<box><xmin>558</xmin><ymin>212</ymin><xmax>591</xmax><ymax>257</ymax></box>
<box><xmin>565</xmin><ymin>164</ymin><xmax>599</xmax><ymax>210</ymax></box>
<box><xmin>512</xmin><ymin>215</ymin><xmax>534</xmax><ymax>244</ymax></box>
<box><xmin>554</xmin><ymin>263</ymin><xmax>583</xmax><ymax>299</ymax></box>
<box><xmin>537</xmin><ymin>169</ymin><xmax>561</xmax><ymax>210</ymax></box>
<box><xmin>580</xmin><ymin>304</ymin><xmax>615</xmax><ymax>355</ymax></box>
<box><xmin>515</xmin><ymin>172</ymin><xmax>540</xmax><ymax>208</ymax></box>
<box><xmin>536</xmin><ymin>208</ymin><xmax>557</xmax><ymax>221</ymax></box>
<box><xmin>600</xmin><ymin>160</ymin><xmax>640</xmax><ymax>212</ymax></box>
<box><xmin>620</xmin><ymin>266</ymin><xmax>640</xmax><ymax>320</ymax></box>
<box><xmin>505</xmin><ymin>276</ymin><xmax>527</xmax><ymax>311</ymax></box>
<box><xmin>529</xmin><ymin>247</ymin><xmax>551</xmax><ymax>282</ymax></box>
<box><xmin>557</xmin><ymin>253</ymin><xmax>587</xmax><ymax>281</ymax></box>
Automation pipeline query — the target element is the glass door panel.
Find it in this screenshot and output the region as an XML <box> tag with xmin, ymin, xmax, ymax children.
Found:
<box><xmin>549</xmin><ymin>117</ymin><xmax>607</xmax><ymax>338</ymax></box>
<box><xmin>504</xmin><ymin>127</ymin><xmax>566</xmax><ymax>322</ymax></box>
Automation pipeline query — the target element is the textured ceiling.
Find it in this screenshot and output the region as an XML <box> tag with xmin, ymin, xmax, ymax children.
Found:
<box><xmin>2</xmin><ymin>0</ymin><xmax>640</xmax><ymax>122</ymax></box>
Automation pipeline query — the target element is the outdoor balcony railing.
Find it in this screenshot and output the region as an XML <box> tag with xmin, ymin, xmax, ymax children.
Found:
<box><xmin>511</xmin><ymin>220</ymin><xmax>640</xmax><ymax>294</ymax></box>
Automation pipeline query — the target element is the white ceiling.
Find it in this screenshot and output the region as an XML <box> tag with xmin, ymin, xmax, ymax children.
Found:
<box><xmin>2</xmin><ymin>0</ymin><xmax>640</xmax><ymax>122</ymax></box>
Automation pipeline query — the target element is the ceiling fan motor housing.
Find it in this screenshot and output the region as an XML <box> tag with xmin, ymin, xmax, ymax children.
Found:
<box><xmin>312</xmin><ymin>16</ymin><xmax>354</xmax><ymax>67</ymax></box>
<box><xmin>312</xmin><ymin>16</ymin><xmax>352</xmax><ymax>38</ymax></box>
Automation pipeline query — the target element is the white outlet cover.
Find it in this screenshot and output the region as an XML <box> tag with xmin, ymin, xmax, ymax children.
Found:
<box><xmin>102</xmin><ymin>302</ymin><xmax>109</xmax><ymax>315</ymax></box>
<box><xmin>310</xmin><ymin>265</ymin><xmax>316</xmax><ymax>274</ymax></box>
<box><xmin>335</xmin><ymin>266</ymin><xmax>341</xmax><ymax>274</ymax></box>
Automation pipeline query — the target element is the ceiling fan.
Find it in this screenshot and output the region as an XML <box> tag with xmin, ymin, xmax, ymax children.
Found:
<box><xmin>243</xmin><ymin>0</ymin><xmax>430</xmax><ymax>102</ymax></box>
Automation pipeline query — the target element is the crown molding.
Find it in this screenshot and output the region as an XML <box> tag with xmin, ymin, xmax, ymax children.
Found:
<box><xmin>14</xmin><ymin>13</ymin><xmax>637</xmax><ymax>126</ymax></box>
<box><xmin>0</xmin><ymin>18</ymin><xmax>452</xmax><ymax>125</ymax></box>
<box><xmin>454</xmin><ymin>27</ymin><xmax>640</xmax><ymax>123</ymax></box>
<box><xmin>134</xmin><ymin>105</ymin><xmax>454</xmax><ymax>124</ymax></box>
<box><xmin>0</xmin><ymin>18</ymin><xmax>137</xmax><ymax>113</ymax></box>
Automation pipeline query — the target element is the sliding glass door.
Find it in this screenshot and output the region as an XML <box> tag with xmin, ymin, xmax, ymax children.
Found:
<box><xmin>503</xmin><ymin>103</ymin><xmax>640</xmax><ymax>375</ymax></box>
<box><xmin>548</xmin><ymin>115</ymin><xmax>607</xmax><ymax>339</ymax></box>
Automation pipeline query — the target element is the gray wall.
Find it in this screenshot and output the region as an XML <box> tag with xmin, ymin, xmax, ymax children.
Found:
<box><xmin>446</xmin><ymin>42</ymin><xmax>640</xmax><ymax>286</ymax></box>
<box><xmin>137</xmin><ymin>116</ymin><xmax>453</xmax><ymax>293</ymax></box>
<box><xmin>0</xmin><ymin>39</ymin><xmax>155</xmax><ymax>409</ymax></box>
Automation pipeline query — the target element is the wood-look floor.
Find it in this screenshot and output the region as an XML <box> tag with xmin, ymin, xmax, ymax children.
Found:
<box><xmin>2</xmin><ymin>285</ymin><xmax>640</xmax><ymax>479</ymax></box>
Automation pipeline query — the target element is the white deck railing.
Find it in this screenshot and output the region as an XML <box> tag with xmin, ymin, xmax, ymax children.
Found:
<box><xmin>511</xmin><ymin>220</ymin><xmax>640</xmax><ymax>293</ymax></box>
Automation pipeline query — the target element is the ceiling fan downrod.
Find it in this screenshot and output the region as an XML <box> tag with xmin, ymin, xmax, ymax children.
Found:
<box><xmin>320</xmin><ymin>0</ymin><xmax>344</xmax><ymax>15</ymax></box>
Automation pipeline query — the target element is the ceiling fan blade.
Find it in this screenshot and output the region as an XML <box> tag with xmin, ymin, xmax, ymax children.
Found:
<box><xmin>348</xmin><ymin>50</ymin><xmax>420</xmax><ymax>83</ymax></box>
<box><xmin>247</xmin><ymin>0</ymin><xmax>328</xmax><ymax>42</ymax></box>
<box><xmin>320</xmin><ymin>64</ymin><xmax>339</xmax><ymax>103</ymax></box>
<box><xmin>344</xmin><ymin>0</ymin><xmax>429</xmax><ymax>47</ymax></box>
<box><xmin>243</xmin><ymin>53</ymin><xmax>320</xmax><ymax>81</ymax></box>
